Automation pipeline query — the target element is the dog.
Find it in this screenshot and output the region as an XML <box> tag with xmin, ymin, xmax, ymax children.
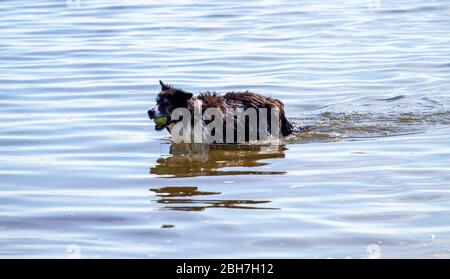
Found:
<box><xmin>148</xmin><ymin>80</ymin><xmax>295</xmax><ymax>143</ymax></box>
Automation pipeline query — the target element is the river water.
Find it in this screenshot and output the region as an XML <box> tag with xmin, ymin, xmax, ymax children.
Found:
<box><xmin>1</xmin><ymin>0</ymin><xmax>450</xmax><ymax>258</ymax></box>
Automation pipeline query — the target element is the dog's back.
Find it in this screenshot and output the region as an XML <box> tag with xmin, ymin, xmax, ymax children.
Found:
<box><xmin>197</xmin><ymin>91</ymin><xmax>294</xmax><ymax>137</ymax></box>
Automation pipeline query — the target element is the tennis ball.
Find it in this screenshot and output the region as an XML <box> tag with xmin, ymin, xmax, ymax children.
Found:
<box><xmin>154</xmin><ymin>116</ymin><xmax>168</xmax><ymax>126</ymax></box>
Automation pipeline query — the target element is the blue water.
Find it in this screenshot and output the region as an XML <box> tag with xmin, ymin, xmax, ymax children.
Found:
<box><xmin>1</xmin><ymin>0</ymin><xmax>450</xmax><ymax>258</ymax></box>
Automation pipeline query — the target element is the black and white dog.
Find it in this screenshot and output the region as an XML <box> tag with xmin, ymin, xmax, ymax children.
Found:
<box><xmin>148</xmin><ymin>81</ymin><xmax>295</xmax><ymax>143</ymax></box>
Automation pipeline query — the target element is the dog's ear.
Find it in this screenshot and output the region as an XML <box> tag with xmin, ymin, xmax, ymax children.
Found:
<box><xmin>159</xmin><ymin>80</ymin><xmax>170</xmax><ymax>91</ymax></box>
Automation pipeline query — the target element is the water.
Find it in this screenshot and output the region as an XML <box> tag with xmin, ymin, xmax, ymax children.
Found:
<box><xmin>1</xmin><ymin>0</ymin><xmax>450</xmax><ymax>258</ymax></box>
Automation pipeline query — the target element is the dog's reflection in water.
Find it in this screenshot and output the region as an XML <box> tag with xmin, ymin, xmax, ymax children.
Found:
<box><xmin>150</xmin><ymin>143</ymin><xmax>287</xmax><ymax>178</ymax></box>
<box><xmin>149</xmin><ymin>143</ymin><xmax>285</xmax><ymax>211</ymax></box>
<box><xmin>150</xmin><ymin>186</ymin><xmax>279</xmax><ymax>211</ymax></box>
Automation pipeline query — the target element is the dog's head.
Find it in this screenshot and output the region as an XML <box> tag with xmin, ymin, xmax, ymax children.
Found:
<box><xmin>148</xmin><ymin>80</ymin><xmax>193</xmax><ymax>131</ymax></box>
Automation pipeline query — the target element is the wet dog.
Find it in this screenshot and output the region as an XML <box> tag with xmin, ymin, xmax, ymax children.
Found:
<box><xmin>148</xmin><ymin>80</ymin><xmax>295</xmax><ymax>143</ymax></box>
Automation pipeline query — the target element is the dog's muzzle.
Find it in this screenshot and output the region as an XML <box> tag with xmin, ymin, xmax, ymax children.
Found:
<box><xmin>148</xmin><ymin>107</ymin><xmax>157</xmax><ymax>119</ymax></box>
<box><xmin>148</xmin><ymin>107</ymin><xmax>172</xmax><ymax>131</ymax></box>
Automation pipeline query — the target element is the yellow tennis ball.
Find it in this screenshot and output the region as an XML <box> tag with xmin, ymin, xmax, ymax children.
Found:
<box><xmin>154</xmin><ymin>116</ymin><xmax>168</xmax><ymax>126</ymax></box>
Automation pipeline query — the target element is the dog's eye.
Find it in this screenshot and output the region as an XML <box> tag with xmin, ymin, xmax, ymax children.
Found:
<box><xmin>156</xmin><ymin>97</ymin><xmax>161</xmax><ymax>104</ymax></box>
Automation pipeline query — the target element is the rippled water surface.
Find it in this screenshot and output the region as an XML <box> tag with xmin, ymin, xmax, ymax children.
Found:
<box><xmin>1</xmin><ymin>0</ymin><xmax>450</xmax><ymax>258</ymax></box>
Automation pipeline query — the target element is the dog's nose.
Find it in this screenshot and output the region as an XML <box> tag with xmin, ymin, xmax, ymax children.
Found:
<box><xmin>148</xmin><ymin>109</ymin><xmax>155</xmax><ymax>119</ymax></box>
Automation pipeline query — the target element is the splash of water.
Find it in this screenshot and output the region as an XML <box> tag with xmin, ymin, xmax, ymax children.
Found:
<box><xmin>287</xmin><ymin>94</ymin><xmax>450</xmax><ymax>143</ymax></box>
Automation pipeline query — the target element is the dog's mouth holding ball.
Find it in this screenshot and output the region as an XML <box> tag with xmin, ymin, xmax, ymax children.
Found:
<box><xmin>154</xmin><ymin>116</ymin><xmax>169</xmax><ymax>131</ymax></box>
<box><xmin>148</xmin><ymin>108</ymin><xmax>173</xmax><ymax>131</ymax></box>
